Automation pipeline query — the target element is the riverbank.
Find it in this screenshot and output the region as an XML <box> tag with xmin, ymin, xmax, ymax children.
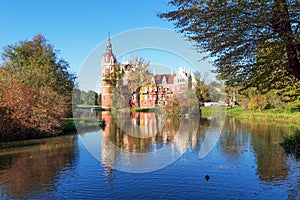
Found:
<box><xmin>201</xmin><ymin>107</ymin><xmax>300</xmax><ymax>123</ymax></box>
<box><xmin>0</xmin><ymin>118</ymin><xmax>105</xmax><ymax>144</ymax></box>
<box><xmin>74</xmin><ymin>104</ymin><xmax>102</xmax><ymax>109</ymax></box>
<box><xmin>63</xmin><ymin>118</ymin><xmax>105</xmax><ymax>132</ymax></box>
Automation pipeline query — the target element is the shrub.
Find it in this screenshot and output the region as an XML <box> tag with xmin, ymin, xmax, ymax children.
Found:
<box><xmin>240</xmin><ymin>98</ymin><xmax>250</xmax><ymax>110</ymax></box>
<box><xmin>280</xmin><ymin>131</ymin><xmax>300</xmax><ymax>157</ymax></box>
<box><xmin>287</xmin><ymin>99</ymin><xmax>300</xmax><ymax>113</ymax></box>
<box><xmin>0</xmin><ymin>82</ymin><xmax>70</xmax><ymax>141</ymax></box>
<box><xmin>248</xmin><ymin>94</ymin><xmax>269</xmax><ymax>110</ymax></box>
<box><xmin>266</xmin><ymin>91</ymin><xmax>287</xmax><ymax>109</ymax></box>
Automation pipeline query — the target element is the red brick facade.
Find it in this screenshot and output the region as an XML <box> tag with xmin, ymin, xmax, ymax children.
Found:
<box><xmin>101</xmin><ymin>36</ymin><xmax>191</xmax><ymax>109</ymax></box>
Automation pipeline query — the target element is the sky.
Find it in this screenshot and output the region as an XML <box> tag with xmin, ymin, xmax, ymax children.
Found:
<box><xmin>0</xmin><ymin>0</ymin><xmax>215</xmax><ymax>91</ymax></box>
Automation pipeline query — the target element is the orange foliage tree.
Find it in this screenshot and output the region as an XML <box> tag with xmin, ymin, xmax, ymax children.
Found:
<box><xmin>0</xmin><ymin>82</ymin><xmax>70</xmax><ymax>141</ymax></box>
<box><xmin>0</xmin><ymin>34</ymin><xmax>75</xmax><ymax>141</ymax></box>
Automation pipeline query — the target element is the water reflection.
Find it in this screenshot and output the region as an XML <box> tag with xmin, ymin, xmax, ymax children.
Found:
<box><xmin>218</xmin><ymin>118</ymin><xmax>295</xmax><ymax>182</ymax></box>
<box><xmin>99</xmin><ymin>111</ymin><xmax>202</xmax><ymax>172</ymax></box>
<box><xmin>98</xmin><ymin>111</ymin><xmax>298</xmax><ymax>183</ymax></box>
<box><xmin>0</xmin><ymin>110</ymin><xmax>299</xmax><ymax>199</ymax></box>
<box><xmin>0</xmin><ymin>135</ymin><xmax>78</xmax><ymax>199</ymax></box>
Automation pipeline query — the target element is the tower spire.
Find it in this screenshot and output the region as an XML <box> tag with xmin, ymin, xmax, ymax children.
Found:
<box><xmin>106</xmin><ymin>32</ymin><xmax>112</xmax><ymax>52</ymax></box>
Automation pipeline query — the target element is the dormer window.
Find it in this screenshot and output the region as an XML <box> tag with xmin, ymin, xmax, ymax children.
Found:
<box><xmin>162</xmin><ymin>76</ymin><xmax>167</xmax><ymax>85</ymax></box>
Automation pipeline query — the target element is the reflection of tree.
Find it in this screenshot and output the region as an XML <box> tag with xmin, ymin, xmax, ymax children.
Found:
<box><xmin>250</xmin><ymin>123</ymin><xmax>289</xmax><ymax>182</ymax></box>
<box><xmin>219</xmin><ymin>118</ymin><xmax>291</xmax><ymax>182</ymax></box>
<box><xmin>0</xmin><ymin>135</ymin><xmax>77</xmax><ymax>198</ymax></box>
<box><xmin>218</xmin><ymin>118</ymin><xmax>250</xmax><ymax>162</ymax></box>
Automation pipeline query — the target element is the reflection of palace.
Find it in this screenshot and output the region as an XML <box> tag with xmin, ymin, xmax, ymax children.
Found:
<box><xmin>99</xmin><ymin>111</ymin><xmax>201</xmax><ymax>170</ymax></box>
<box><xmin>101</xmin><ymin>34</ymin><xmax>196</xmax><ymax>109</ymax></box>
<box><xmin>100</xmin><ymin>112</ymin><xmax>293</xmax><ymax>184</ymax></box>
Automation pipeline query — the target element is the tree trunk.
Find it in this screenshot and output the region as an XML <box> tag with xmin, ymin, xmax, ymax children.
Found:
<box><xmin>272</xmin><ymin>0</ymin><xmax>300</xmax><ymax>79</ymax></box>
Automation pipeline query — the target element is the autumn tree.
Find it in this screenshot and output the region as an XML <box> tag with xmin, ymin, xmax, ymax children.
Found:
<box><xmin>1</xmin><ymin>34</ymin><xmax>75</xmax><ymax>94</ymax></box>
<box><xmin>0</xmin><ymin>34</ymin><xmax>75</xmax><ymax>141</ymax></box>
<box><xmin>105</xmin><ymin>56</ymin><xmax>151</xmax><ymax>109</ymax></box>
<box><xmin>194</xmin><ymin>72</ymin><xmax>210</xmax><ymax>102</ymax></box>
<box><xmin>159</xmin><ymin>0</ymin><xmax>300</xmax><ymax>85</ymax></box>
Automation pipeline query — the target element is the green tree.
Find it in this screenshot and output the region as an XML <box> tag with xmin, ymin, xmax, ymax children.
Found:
<box><xmin>85</xmin><ymin>90</ymin><xmax>98</xmax><ymax>105</ymax></box>
<box><xmin>72</xmin><ymin>88</ymin><xmax>82</xmax><ymax>105</ymax></box>
<box><xmin>0</xmin><ymin>34</ymin><xmax>75</xmax><ymax>141</ymax></box>
<box><xmin>127</xmin><ymin>56</ymin><xmax>151</xmax><ymax>93</ymax></box>
<box><xmin>194</xmin><ymin>72</ymin><xmax>210</xmax><ymax>102</ymax></box>
<box><xmin>80</xmin><ymin>91</ymin><xmax>87</xmax><ymax>104</ymax></box>
<box><xmin>1</xmin><ymin>34</ymin><xmax>75</xmax><ymax>94</ymax></box>
<box><xmin>248</xmin><ymin>94</ymin><xmax>269</xmax><ymax>110</ymax></box>
<box><xmin>160</xmin><ymin>0</ymin><xmax>300</xmax><ymax>82</ymax></box>
<box><xmin>208</xmin><ymin>82</ymin><xmax>223</xmax><ymax>102</ymax></box>
<box><xmin>108</xmin><ymin>56</ymin><xmax>151</xmax><ymax>109</ymax></box>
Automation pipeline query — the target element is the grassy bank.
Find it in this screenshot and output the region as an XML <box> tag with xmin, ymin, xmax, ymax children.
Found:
<box><xmin>63</xmin><ymin>118</ymin><xmax>106</xmax><ymax>132</ymax></box>
<box><xmin>201</xmin><ymin>107</ymin><xmax>300</xmax><ymax>123</ymax></box>
<box><xmin>74</xmin><ymin>104</ymin><xmax>102</xmax><ymax>109</ymax></box>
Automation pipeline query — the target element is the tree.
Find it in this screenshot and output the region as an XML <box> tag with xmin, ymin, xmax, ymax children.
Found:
<box><xmin>246</xmin><ymin>40</ymin><xmax>299</xmax><ymax>92</ymax></box>
<box><xmin>0</xmin><ymin>82</ymin><xmax>70</xmax><ymax>141</ymax></box>
<box><xmin>105</xmin><ymin>56</ymin><xmax>151</xmax><ymax>109</ymax></box>
<box><xmin>97</xmin><ymin>93</ymin><xmax>102</xmax><ymax>106</ymax></box>
<box><xmin>208</xmin><ymin>82</ymin><xmax>223</xmax><ymax>102</ymax></box>
<box><xmin>80</xmin><ymin>91</ymin><xmax>87</xmax><ymax>104</ymax></box>
<box><xmin>159</xmin><ymin>0</ymin><xmax>300</xmax><ymax>83</ymax></box>
<box><xmin>194</xmin><ymin>72</ymin><xmax>210</xmax><ymax>102</ymax></box>
<box><xmin>86</xmin><ymin>90</ymin><xmax>98</xmax><ymax>105</ymax></box>
<box><xmin>1</xmin><ymin>34</ymin><xmax>75</xmax><ymax>94</ymax></box>
<box><xmin>0</xmin><ymin>34</ymin><xmax>75</xmax><ymax>141</ymax></box>
<box><xmin>126</xmin><ymin>56</ymin><xmax>151</xmax><ymax>93</ymax></box>
<box><xmin>104</xmin><ymin>62</ymin><xmax>124</xmax><ymax>90</ymax></box>
<box><xmin>72</xmin><ymin>88</ymin><xmax>82</xmax><ymax>105</ymax></box>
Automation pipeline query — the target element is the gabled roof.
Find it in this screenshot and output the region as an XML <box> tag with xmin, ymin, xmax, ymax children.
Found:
<box><xmin>154</xmin><ymin>74</ymin><xmax>176</xmax><ymax>84</ymax></box>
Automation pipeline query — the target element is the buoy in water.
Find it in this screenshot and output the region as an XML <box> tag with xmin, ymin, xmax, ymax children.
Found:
<box><xmin>205</xmin><ymin>175</ymin><xmax>210</xmax><ymax>181</ymax></box>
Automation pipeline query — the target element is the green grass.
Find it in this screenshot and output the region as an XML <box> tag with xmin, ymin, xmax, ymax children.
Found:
<box><xmin>200</xmin><ymin>107</ymin><xmax>212</xmax><ymax>116</ymax></box>
<box><xmin>227</xmin><ymin>107</ymin><xmax>300</xmax><ymax>123</ymax></box>
<box><xmin>201</xmin><ymin>106</ymin><xmax>300</xmax><ymax>123</ymax></box>
<box><xmin>112</xmin><ymin>107</ymin><xmax>163</xmax><ymax>113</ymax></box>
<box><xmin>74</xmin><ymin>104</ymin><xmax>102</xmax><ymax>109</ymax></box>
<box><xmin>63</xmin><ymin>118</ymin><xmax>105</xmax><ymax>132</ymax></box>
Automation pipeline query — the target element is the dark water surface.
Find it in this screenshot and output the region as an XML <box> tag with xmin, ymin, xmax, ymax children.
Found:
<box><xmin>0</xmin><ymin>111</ymin><xmax>299</xmax><ymax>199</ymax></box>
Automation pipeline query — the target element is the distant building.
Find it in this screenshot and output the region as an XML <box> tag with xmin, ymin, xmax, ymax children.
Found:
<box><xmin>100</xmin><ymin>35</ymin><xmax>194</xmax><ymax>109</ymax></box>
<box><xmin>101</xmin><ymin>34</ymin><xmax>116</xmax><ymax>109</ymax></box>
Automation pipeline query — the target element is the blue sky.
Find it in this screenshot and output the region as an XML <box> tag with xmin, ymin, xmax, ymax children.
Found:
<box><xmin>0</xmin><ymin>0</ymin><xmax>215</xmax><ymax>91</ymax></box>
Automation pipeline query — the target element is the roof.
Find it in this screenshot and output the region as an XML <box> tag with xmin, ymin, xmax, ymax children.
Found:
<box><xmin>102</xmin><ymin>34</ymin><xmax>116</xmax><ymax>64</ymax></box>
<box><xmin>154</xmin><ymin>74</ymin><xmax>176</xmax><ymax>84</ymax></box>
<box><xmin>102</xmin><ymin>51</ymin><xmax>116</xmax><ymax>63</ymax></box>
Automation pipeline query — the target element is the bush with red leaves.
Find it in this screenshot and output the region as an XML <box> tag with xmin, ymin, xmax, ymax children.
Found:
<box><xmin>0</xmin><ymin>82</ymin><xmax>70</xmax><ymax>141</ymax></box>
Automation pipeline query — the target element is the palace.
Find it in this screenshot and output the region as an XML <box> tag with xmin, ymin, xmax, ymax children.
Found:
<box><xmin>101</xmin><ymin>35</ymin><xmax>194</xmax><ymax>109</ymax></box>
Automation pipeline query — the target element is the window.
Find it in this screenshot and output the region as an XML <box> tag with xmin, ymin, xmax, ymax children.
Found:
<box><xmin>144</xmin><ymin>102</ymin><xmax>147</xmax><ymax>105</ymax></box>
<box><xmin>103</xmin><ymin>95</ymin><xmax>106</xmax><ymax>101</ymax></box>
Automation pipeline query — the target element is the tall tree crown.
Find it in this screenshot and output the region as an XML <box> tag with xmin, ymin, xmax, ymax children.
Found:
<box><xmin>160</xmin><ymin>0</ymin><xmax>300</xmax><ymax>87</ymax></box>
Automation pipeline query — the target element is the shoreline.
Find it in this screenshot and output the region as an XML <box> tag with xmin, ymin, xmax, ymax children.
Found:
<box><xmin>201</xmin><ymin>107</ymin><xmax>300</xmax><ymax>123</ymax></box>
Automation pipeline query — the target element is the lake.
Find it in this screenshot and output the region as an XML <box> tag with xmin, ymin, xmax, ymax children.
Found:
<box><xmin>0</xmin><ymin>111</ymin><xmax>299</xmax><ymax>199</ymax></box>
